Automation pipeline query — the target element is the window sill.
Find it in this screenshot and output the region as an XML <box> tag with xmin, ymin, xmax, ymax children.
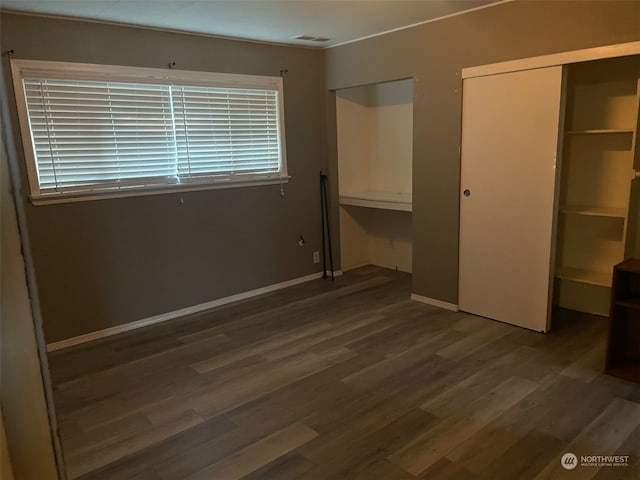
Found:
<box><xmin>30</xmin><ymin>176</ymin><xmax>291</xmax><ymax>206</ymax></box>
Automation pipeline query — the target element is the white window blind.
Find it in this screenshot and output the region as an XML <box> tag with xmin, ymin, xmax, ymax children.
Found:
<box><xmin>13</xmin><ymin>60</ymin><xmax>287</xmax><ymax>202</ymax></box>
<box><xmin>24</xmin><ymin>79</ymin><xmax>178</xmax><ymax>191</ymax></box>
<box><xmin>173</xmin><ymin>86</ymin><xmax>281</xmax><ymax>179</ymax></box>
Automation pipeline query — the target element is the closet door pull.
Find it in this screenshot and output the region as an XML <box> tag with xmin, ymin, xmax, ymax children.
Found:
<box><xmin>463</xmin><ymin>189</ymin><xmax>471</xmax><ymax>197</ymax></box>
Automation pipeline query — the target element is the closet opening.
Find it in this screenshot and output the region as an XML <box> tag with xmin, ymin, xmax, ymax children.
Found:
<box><xmin>335</xmin><ymin>78</ymin><xmax>414</xmax><ymax>273</ymax></box>
<box><xmin>552</xmin><ymin>55</ymin><xmax>639</xmax><ymax>321</ymax></box>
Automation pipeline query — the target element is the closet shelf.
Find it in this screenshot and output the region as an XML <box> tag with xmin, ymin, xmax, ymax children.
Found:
<box><xmin>560</xmin><ymin>205</ymin><xmax>627</xmax><ymax>218</ymax></box>
<box><xmin>339</xmin><ymin>191</ymin><xmax>412</xmax><ymax>212</ymax></box>
<box><xmin>556</xmin><ymin>266</ymin><xmax>612</xmax><ymax>287</ymax></box>
<box><xmin>566</xmin><ymin>129</ymin><xmax>634</xmax><ymax>135</ymax></box>
<box><xmin>615</xmin><ymin>298</ymin><xmax>640</xmax><ymax>310</ymax></box>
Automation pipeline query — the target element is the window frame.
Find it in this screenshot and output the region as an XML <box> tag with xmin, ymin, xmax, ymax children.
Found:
<box><xmin>10</xmin><ymin>59</ymin><xmax>289</xmax><ymax>205</ymax></box>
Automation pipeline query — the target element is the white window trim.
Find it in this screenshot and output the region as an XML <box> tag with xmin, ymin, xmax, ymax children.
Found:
<box><xmin>10</xmin><ymin>59</ymin><xmax>289</xmax><ymax>204</ymax></box>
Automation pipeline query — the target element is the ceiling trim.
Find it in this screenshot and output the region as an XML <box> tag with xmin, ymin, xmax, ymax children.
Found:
<box><xmin>2</xmin><ymin>0</ymin><xmax>513</xmax><ymax>52</ymax></box>
<box><xmin>0</xmin><ymin>9</ymin><xmax>321</xmax><ymax>51</ymax></box>
<box><xmin>327</xmin><ymin>0</ymin><xmax>513</xmax><ymax>49</ymax></box>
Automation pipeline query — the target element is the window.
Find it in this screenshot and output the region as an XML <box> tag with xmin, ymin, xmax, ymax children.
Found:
<box><xmin>11</xmin><ymin>60</ymin><xmax>288</xmax><ymax>203</ymax></box>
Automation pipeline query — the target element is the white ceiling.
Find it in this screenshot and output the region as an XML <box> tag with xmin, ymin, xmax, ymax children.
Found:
<box><xmin>1</xmin><ymin>0</ymin><xmax>504</xmax><ymax>48</ymax></box>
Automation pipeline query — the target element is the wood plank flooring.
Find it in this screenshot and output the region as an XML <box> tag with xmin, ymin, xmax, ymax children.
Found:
<box><xmin>48</xmin><ymin>266</ymin><xmax>640</xmax><ymax>480</ymax></box>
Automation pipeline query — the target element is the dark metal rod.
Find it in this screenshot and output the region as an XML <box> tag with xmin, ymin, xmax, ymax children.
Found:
<box><xmin>320</xmin><ymin>171</ymin><xmax>327</xmax><ymax>279</ymax></box>
<box><xmin>321</xmin><ymin>173</ymin><xmax>334</xmax><ymax>280</ymax></box>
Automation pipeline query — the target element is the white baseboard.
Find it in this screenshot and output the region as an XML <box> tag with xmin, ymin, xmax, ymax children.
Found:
<box><xmin>47</xmin><ymin>269</ymin><xmax>343</xmax><ymax>352</ymax></box>
<box><xmin>342</xmin><ymin>263</ymin><xmax>410</xmax><ymax>273</ymax></box>
<box><xmin>318</xmin><ymin>270</ymin><xmax>344</xmax><ymax>278</ymax></box>
<box><xmin>411</xmin><ymin>293</ymin><xmax>459</xmax><ymax>312</ymax></box>
<box><xmin>341</xmin><ymin>262</ymin><xmax>370</xmax><ymax>272</ymax></box>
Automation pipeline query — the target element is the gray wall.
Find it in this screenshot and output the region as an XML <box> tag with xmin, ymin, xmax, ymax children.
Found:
<box><xmin>1</xmin><ymin>13</ymin><xmax>327</xmax><ymax>342</ymax></box>
<box><xmin>2</xmin><ymin>2</ymin><xmax>639</xmax><ymax>342</ymax></box>
<box><xmin>325</xmin><ymin>0</ymin><xmax>640</xmax><ymax>304</ymax></box>
<box><xmin>2</xmin><ymin>116</ymin><xmax>60</xmax><ymax>479</ymax></box>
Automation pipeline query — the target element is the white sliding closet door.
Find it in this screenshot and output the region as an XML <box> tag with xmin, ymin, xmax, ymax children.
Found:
<box><xmin>459</xmin><ymin>66</ymin><xmax>564</xmax><ymax>332</ymax></box>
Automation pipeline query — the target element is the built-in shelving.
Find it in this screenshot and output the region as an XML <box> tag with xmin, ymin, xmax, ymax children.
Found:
<box><xmin>555</xmin><ymin>266</ymin><xmax>612</xmax><ymax>287</ymax></box>
<box><xmin>554</xmin><ymin>55</ymin><xmax>638</xmax><ymax>316</ymax></box>
<box><xmin>566</xmin><ymin>129</ymin><xmax>634</xmax><ymax>135</ymax></box>
<box><xmin>336</xmin><ymin>79</ymin><xmax>414</xmax><ymax>273</ymax></box>
<box><xmin>339</xmin><ymin>191</ymin><xmax>411</xmax><ymax>212</ymax></box>
<box><xmin>559</xmin><ymin>205</ymin><xmax>626</xmax><ymax>218</ymax></box>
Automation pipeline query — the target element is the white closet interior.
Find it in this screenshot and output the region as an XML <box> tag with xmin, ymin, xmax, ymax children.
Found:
<box><xmin>336</xmin><ymin>79</ymin><xmax>413</xmax><ymax>272</ymax></box>
<box><xmin>555</xmin><ymin>56</ymin><xmax>640</xmax><ymax>316</ymax></box>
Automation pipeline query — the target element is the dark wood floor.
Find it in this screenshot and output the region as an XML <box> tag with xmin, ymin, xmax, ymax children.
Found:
<box><xmin>48</xmin><ymin>266</ymin><xmax>640</xmax><ymax>480</ymax></box>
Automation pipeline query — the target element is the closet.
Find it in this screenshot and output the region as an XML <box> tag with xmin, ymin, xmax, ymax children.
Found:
<box><xmin>555</xmin><ymin>56</ymin><xmax>639</xmax><ymax>316</ymax></box>
<box><xmin>336</xmin><ymin>79</ymin><xmax>413</xmax><ymax>272</ymax></box>
<box><xmin>459</xmin><ymin>44</ymin><xmax>640</xmax><ymax>332</ymax></box>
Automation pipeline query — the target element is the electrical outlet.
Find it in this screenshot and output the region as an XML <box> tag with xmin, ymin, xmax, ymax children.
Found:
<box><xmin>313</xmin><ymin>251</ymin><xmax>320</xmax><ymax>264</ymax></box>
